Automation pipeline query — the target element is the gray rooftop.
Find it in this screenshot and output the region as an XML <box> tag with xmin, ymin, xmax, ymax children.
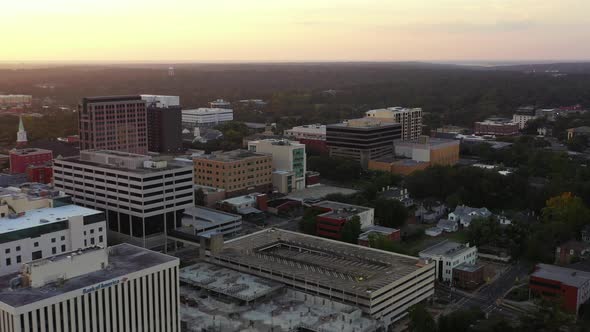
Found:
<box><xmin>0</xmin><ymin>204</ymin><xmax>102</xmax><ymax>234</ymax></box>
<box><xmin>419</xmin><ymin>240</ymin><xmax>474</xmax><ymax>258</ymax></box>
<box><xmin>214</xmin><ymin>228</ymin><xmax>425</xmax><ymax>295</ymax></box>
<box><xmin>313</xmin><ymin>201</ymin><xmax>371</xmax><ymax>219</ymax></box>
<box><xmin>0</xmin><ymin>243</ymin><xmax>178</xmax><ymax>308</ymax></box>
<box><xmin>532</xmin><ymin>264</ymin><xmax>590</xmax><ymax>288</ymax></box>
<box><xmin>194</xmin><ymin>149</ymin><xmax>270</xmax><ymax>162</ymax></box>
<box><xmin>182</xmin><ymin>206</ymin><xmax>241</xmax><ymax>230</ymax></box>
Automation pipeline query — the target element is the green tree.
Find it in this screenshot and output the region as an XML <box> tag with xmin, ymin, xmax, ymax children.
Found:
<box><xmin>408</xmin><ymin>304</ymin><xmax>436</xmax><ymax>332</ymax></box>
<box><xmin>299</xmin><ymin>208</ymin><xmax>321</xmax><ymax>235</ymax></box>
<box><xmin>341</xmin><ymin>216</ymin><xmax>361</xmax><ymax>244</ymax></box>
<box><xmin>374</xmin><ymin>198</ymin><xmax>408</xmax><ymax>228</ymax></box>
<box><xmin>194</xmin><ymin>188</ymin><xmax>206</xmax><ymax>206</ymax></box>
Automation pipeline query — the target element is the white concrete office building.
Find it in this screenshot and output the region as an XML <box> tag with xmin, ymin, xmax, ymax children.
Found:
<box><xmin>419</xmin><ymin>240</ymin><xmax>478</xmax><ymax>283</ymax></box>
<box><xmin>52</xmin><ymin>150</ymin><xmax>194</xmax><ymax>249</ymax></box>
<box><xmin>0</xmin><ymin>244</ymin><xmax>180</xmax><ymax>332</ymax></box>
<box><xmin>181</xmin><ymin>108</ymin><xmax>234</xmax><ymax>127</ymax></box>
<box><xmin>247</xmin><ymin>139</ymin><xmax>306</xmax><ymax>193</ymax></box>
<box><xmin>0</xmin><ymin>204</ymin><xmax>106</xmax><ymax>276</ymax></box>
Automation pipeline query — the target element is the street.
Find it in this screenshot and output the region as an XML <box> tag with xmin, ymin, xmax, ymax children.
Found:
<box><xmin>436</xmin><ymin>260</ymin><xmax>530</xmax><ymax>320</ymax></box>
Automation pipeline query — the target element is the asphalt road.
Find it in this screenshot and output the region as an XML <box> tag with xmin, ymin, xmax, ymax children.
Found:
<box><xmin>437</xmin><ymin>261</ymin><xmax>530</xmax><ymax>320</ymax></box>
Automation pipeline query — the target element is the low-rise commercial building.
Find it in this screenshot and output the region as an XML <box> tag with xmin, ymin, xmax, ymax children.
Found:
<box><xmin>193</xmin><ymin>150</ymin><xmax>272</xmax><ymax>197</ymax></box>
<box><xmin>312</xmin><ymin>201</ymin><xmax>374</xmax><ymax>239</ymax></box>
<box><xmin>419</xmin><ymin>241</ymin><xmax>478</xmax><ymax>283</ymax></box>
<box><xmin>181</xmin><ymin>108</ymin><xmax>233</xmax><ymax>127</ymax></box>
<box><xmin>210</xmin><ymin>228</ymin><xmax>435</xmax><ymax>327</ymax></box>
<box><xmin>284</xmin><ymin>124</ymin><xmax>328</xmax><ymax>154</ymax></box>
<box><xmin>474</xmin><ymin>118</ymin><xmax>519</xmax><ymax>136</ymax></box>
<box><xmin>453</xmin><ymin>264</ymin><xmax>484</xmax><ymax>290</ymax></box>
<box><xmin>0</xmin><ymin>203</ymin><xmax>106</xmax><ymax>276</ymax></box>
<box><xmin>530</xmin><ymin>264</ymin><xmax>590</xmax><ymax>315</ymax></box>
<box><xmin>9</xmin><ymin>148</ymin><xmax>53</xmax><ymax>175</ymax></box>
<box><xmin>368</xmin><ymin>137</ymin><xmax>459</xmax><ymax>175</ymax></box>
<box><xmin>327</xmin><ymin>118</ymin><xmax>401</xmax><ymax>169</ymax></box>
<box><xmin>365</xmin><ymin>107</ymin><xmax>423</xmax><ymax>141</ymax></box>
<box><xmin>53</xmin><ymin>150</ymin><xmax>194</xmax><ymax>249</ymax></box>
<box><xmin>0</xmin><ymin>244</ymin><xmax>180</xmax><ymax>331</ymax></box>
<box><xmin>177</xmin><ymin>206</ymin><xmax>241</xmax><ymax>239</ymax></box>
<box><xmin>248</xmin><ymin>139</ymin><xmax>306</xmax><ymax>193</ymax></box>
<box><xmin>357</xmin><ymin>225</ymin><xmax>400</xmax><ymax>246</ymax></box>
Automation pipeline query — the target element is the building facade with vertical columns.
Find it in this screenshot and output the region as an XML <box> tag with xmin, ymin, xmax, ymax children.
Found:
<box><xmin>79</xmin><ymin>96</ymin><xmax>148</xmax><ymax>155</ymax></box>
<box><xmin>52</xmin><ymin>150</ymin><xmax>193</xmax><ymax>249</ymax></box>
<box><xmin>0</xmin><ymin>244</ymin><xmax>180</xmax><ymax>332</ymax></box>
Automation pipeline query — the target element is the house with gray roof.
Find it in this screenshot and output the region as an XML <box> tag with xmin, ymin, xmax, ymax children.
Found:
<box><xmin>448</xmin><ymin>205</ymin><xmax>492</xmax><ymax>228</ymax></box>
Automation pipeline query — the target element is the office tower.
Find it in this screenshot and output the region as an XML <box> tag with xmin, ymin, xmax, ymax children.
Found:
<box><xmin>193</xmin><ymin>149</ymin><xmax>273</xmax><ymax>197</ymax></box>
<box><xmin>78</xmin><ymin>96</ymin><xmax>148</xmax><ymax>154</ymax></box>
<box><xmin>365</xmin><ymin>107</ymin><xmax>423</xmax><ymax>141</ymax></box>
<box><xmin>247</xmin><ymin>139</ymin><xmax>306</xmax><ymax>193</ymax></box>
<box><xmin>326</xmin><ymin>118</ymin><xmax>402</xmax><ymax>169</ymax></box>
<box><xmin>141</xmin><ymin>95</ymin><xmax>183</xmax><ymax>153</ymax></box>
<box><xmin>52</xmin><ymin>150</ymin><xmax>193</xmax><ymax>249</ymax></box>
<box><xmin>0</xmin><ymin>244</ymin><xmax>180</xmax><ymax>331</ymax></box>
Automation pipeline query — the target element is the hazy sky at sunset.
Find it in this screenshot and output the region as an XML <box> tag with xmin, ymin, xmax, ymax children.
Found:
<box><xmin>2</xmin><ymin>0</ymin><xmax>590</xmax><ymax>62</ymax></box>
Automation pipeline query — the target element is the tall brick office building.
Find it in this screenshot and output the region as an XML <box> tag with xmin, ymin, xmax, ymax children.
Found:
<box><xmin>79</xmin><ymin>96</ymin><xmax>148</xmax><ymax>154</ymax></box>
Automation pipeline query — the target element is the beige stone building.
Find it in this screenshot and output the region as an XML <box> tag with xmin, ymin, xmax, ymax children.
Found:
<box><xmin>193</xmin><ymin>150</ymin><xmax>273</xmax><ymax>197</ymax></box>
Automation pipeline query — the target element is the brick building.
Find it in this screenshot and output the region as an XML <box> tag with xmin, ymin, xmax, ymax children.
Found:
<box><xmin>474</xmin><ymin>118</ymin><xmax>519</xmax><ymax>136</ymax></box>
<box><xmin>193</xmin><ymin>150</ymin><xmax>273</xmax><ymax>198</ymax></box>
<box><xmin>9</xmin><ymin>148</ymin><xmax>53</xmax><ymax>174</ymax></box>
<box><xmin>452</xmin><ymin>264</ymin><xmax>484</xmax><ymax>290</ymax></box>
<box><xmin>78</xmin><ymin>96</ymin><xmax>148</xmax><ymax>154</ymax></box>
<box><xmin>357</xmin><ymin>225</ymin><xmax>401</xmax><ymax>246</ymax></box>
<box><xmin>312</xmin><ymin>201</ymin><xmax>374</xmax><ymax>240</ymax></box>
<box><xmin>530</xmin><ymin>264</ymin><xmax>590</xmax><ymax>315</ymax></box>
<box><xmin>284</xmin><ymin>124</ymin><xmax>329</xmax><ymax>155</ymax></box>
<box><xmin>26</xmin><ymin>164</ymin><xmax>53</xmax><ymax>184</ymax></box>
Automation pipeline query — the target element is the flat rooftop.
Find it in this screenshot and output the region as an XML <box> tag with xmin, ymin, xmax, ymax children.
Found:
<box><xmin>395</xmin><ymin>137</ymin><xmax>459</xmax><ymax>148</ymax></box>
<box><xmin>182</xmin><ymin>108</ymin><xmax>233</xmax><ymax>115</ymax></box>
<box><xmin>214</xmin><ymin>229</ymin><xmax>425</xmax><ymax>295</ymax></box>
<box><xmin>82</xmin><ymin>95</ymin><xmax>142</xmax><ymax>103</ymax></box>
<box><xmin>220</xmin><ymin>194</ymin><xmax>260</xmax><ymax>206</ymax></box>
<box><xmin>180</xmin><ymin>262</ymin><xmax>283</xmax><ymax>302</ymax></box>
<box><xmin>182</xmin><ymin>206</ymin><xmax>240</xmax><ymax>229</ymax></box>
<box><xmin>419</xmin><ymin>240</ymin><xmax>474</xmax><ymax>258</ymax></box>
<box><xmin>328</xmin><ymin>118</ymin><xmax>400</xmax><ymax>129</ymax></box>
<box><xmin>313</xmin><ymin>200</ymin><xmax>371</xmax><ymax>219</ymax></box>
<box><xmin>358</xmin><ymin>226</ymin><xmax>399</xmax><ymax>241</ymax></box>
<box><xmin>532</xmin><ymin>264</ymin><xmax>590</xmax><ymax>288</ymax></box>
<box><xmin>0</xmin><ymin>204</ymin><xmax>102</xmax><ymax>234</ymax></box>
<box><xmin>195</xmin><ymin>149</ymin><xmax>269</xmax><ymax>162</ymax></box>
<box><xmin>9</xmin><ymin>148</ymin><xmax>52</xmax><ymax>156</ymax></box>
<box><xmin>0</xmin><ymin>243</ymin><xmax>177</xmax><ymax>308</ymax></box>
<box><xmin>285</xmin><ymin>185</ymin><xmax>358</xmax><ymax>202</ymax></box>
<box><xmin>180</xmin><ymin>285</ymin><xmax>376</xmax><ymax>332</ymax></box>
<box><xmin>454</xmin><ymin>263</ymin><xmax>483</xmax><ymax>273</ymax></box>
<box><xmin>58</xmin><ymin>150</ymin><xmax>191</xmax><ymax>173</ymax></box>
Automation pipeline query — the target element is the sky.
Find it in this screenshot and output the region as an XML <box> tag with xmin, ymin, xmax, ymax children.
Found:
<box><xmin>2</xmin><ymin>0</ymin><xmax>590</xmax><ymax>63</ymax></box>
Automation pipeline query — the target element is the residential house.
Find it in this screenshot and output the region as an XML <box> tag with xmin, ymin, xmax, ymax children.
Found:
<box><xmin>448</xmin><ymin>205</ymin><xmax>492</xmax><ymax>228</ymax></box>
<box><xmin>437</xmin><ymin>219</ymin><xmax>458</xmax><ymax>233</ymax></box>
<box><xmin>555</xmin><ymin>240</ymin><xmax>590</xmax><ymax>265</ymax></box>
<box><xmin>380</xmin><ymin>186</ymin><xmax>414</xmax><ymax>207</ymax></box>
<box><xmin>582</xmin><ymin>225</ymin><xmax>590</xmax><ymax>243</ymax></box>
